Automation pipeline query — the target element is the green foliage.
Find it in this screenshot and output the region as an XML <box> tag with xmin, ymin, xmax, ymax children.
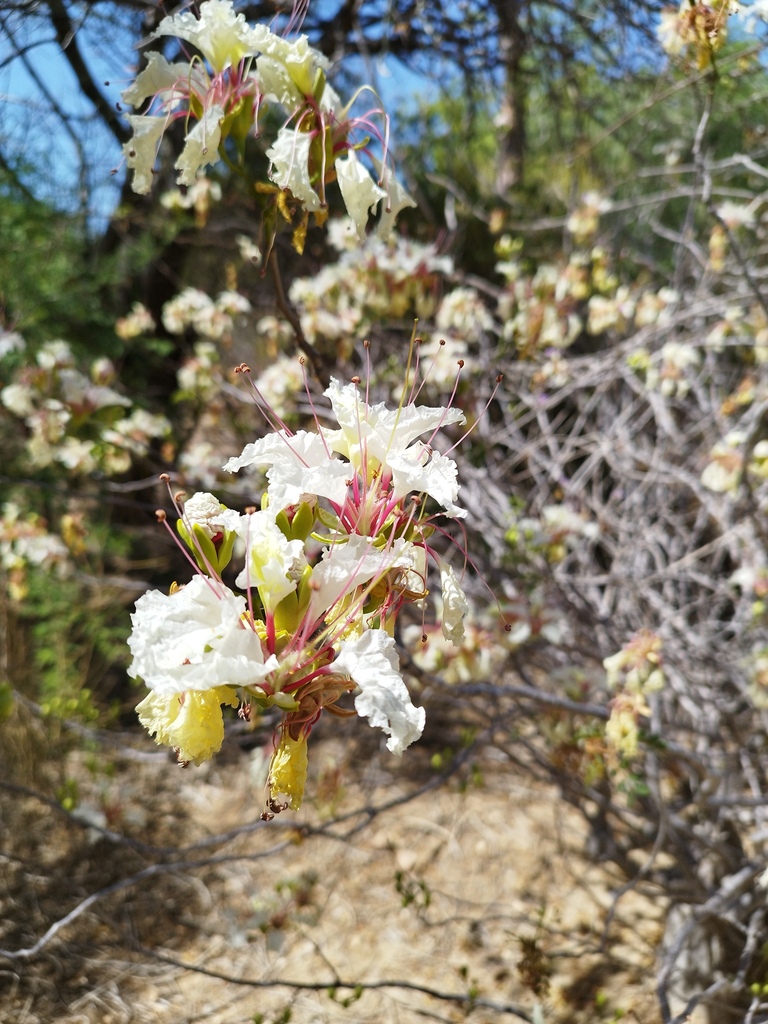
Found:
<box><xmin>0</xmin><ymin>173</ymin><xmax>108</xmax><ymax>348</ymax></box>
<box><xmin>15</xmin><ymin>561</ymin><xmax>132</xmax><ymax>724</ymax></box>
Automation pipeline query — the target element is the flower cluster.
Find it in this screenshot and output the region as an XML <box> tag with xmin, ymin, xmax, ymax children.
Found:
<box><xmin>0</xmin><ymin>337</ymin><xmax>170</xmax><ymax>476</ymax></box>
<box><xmin>627</xmin><ymin>340</ymin><xmax>701</xmax><ymax>398</ymax></box>
<box><xmin>657</xmin><ymin>0</ymin><xmax>733</xmax><ymax>69</ymax></box>
<box><xmin>0</xmin><ymin>501</ymin><xmax>71</xmax><ymax>602</ymax></box>
<box><xmin>603</xmin><ymin>631</ymin><xmax>664</xmax><ymax>759</ymax></box>
<box><xmin>162</xmin><ymin>286</ymin><xmax>251</xmax><ymax>339</ymax></box>
<box><xmin>129</xmin><ymin>375</ymin><xmax>476</xmax><ymax>814</ymax></box>
<box><xmin>121</xmin><ymin>0</ymin><xmax>413</xmax><ymax>241</ymax></box>
<box><xmin>287</xmin><ymin>222</ymin><xmax>453</xmax><ymax>359</ymax></box>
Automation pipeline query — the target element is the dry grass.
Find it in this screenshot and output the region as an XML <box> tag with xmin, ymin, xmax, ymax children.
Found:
<box><xmin>1</xmin><ymin>724</ymin><xmax>665</xmax><ymax>1024</ymax></box>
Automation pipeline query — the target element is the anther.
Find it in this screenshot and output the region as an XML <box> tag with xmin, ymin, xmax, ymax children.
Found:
<box><xmin>504</xmin><ymin>623</ymin><xmax>512</xmax><ymax>632</ymax></box>
<box><xmin>363</xmin><ymin>339</ymin><xmax>370</xmax><ymax>349</ymax></box>
<box><xmin>155</xmin><ymin>509</ymin><xmax>167</xmax><ymax>522</ymax></box>
<box><xmin>422</xmin><ymin>633</ymin><xmax>428</xmax><ymax>643</ymax></box>
<box><xmin>350</xmin><ymin>375</ymin><xmax>361</xmax><ymax>384</ymax></box>
<box><xmin>457</xmin><ymin>359</ymin><xmax>465</xmax><ymax>368</ymax></box>
<box><xmin>496</xmin><ymin>374</ymin><xmax>504</xmax><ymax>383</ymax></box>
<box><xmin>244</xmin><ymin>505</ymin><xmax>257</xmax><ymax>514</ymax></box>
<box><xmin>174</xmin><ymin>491</ymin><xmax>186</xmax><ymax>503</ymax></box>
<box><xmin>439</xmin><ymin>339</ymin><xmax>446</xmax><ymax>347</ymax></box>
<box><xmin>159</xmin><ymin>473</ymin><xmax>171</xmax><ymax>482</ymax></box>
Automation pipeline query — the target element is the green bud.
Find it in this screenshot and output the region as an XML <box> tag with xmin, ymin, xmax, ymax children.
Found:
<box><xmin>290</xmin><ymin>501</ymin><xmax>315</xmax><ymax>541</ymax></box>
<box><xmin>274</xmin><ymin>589</ymin><xmax>299</xmax><ymax>634</ymax></box>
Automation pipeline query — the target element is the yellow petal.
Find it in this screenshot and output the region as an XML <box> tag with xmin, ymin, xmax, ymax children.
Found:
<box><xmin>268</xmin><ymin>732</ymin><xmax>308</xmax><ymax>810</ymax></box>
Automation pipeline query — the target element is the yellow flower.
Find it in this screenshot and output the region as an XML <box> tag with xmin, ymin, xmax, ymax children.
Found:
<box><xmin>268</xmin><ymin>732</ymin><xmax>308</xmax><ymax>810</ymax></box>
<box><xmin>137</xmin><ymin>686</ymin><xmax>239</xmax><ymax>765</ymax></box>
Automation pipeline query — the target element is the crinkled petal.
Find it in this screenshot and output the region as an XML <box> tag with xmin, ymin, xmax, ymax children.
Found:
<box><xmin>153</xmin><ymin>0</ymin><xmax>274</xmax><ymax>72</ymax></box>
<box><xmin>268</xmin><ymin>732</ymin><xmax>308</xmax><ymax>810</ymax></box>
<box><xmin>371</xmin><ymin>156</ymin><xmax>417</xmax><ymax>239</ymax></box>
<box><xmin>256</xmin><ymin>55</ymin><xmax>304</xmax><ymax>110</ymax></box>
<box><xmin>334</xmin><ymin>629</ymin><xmax>425</xmax><ymax>754</ymax></box>
<box><xmin>309</xmin><ymin>535</ymin><xmax>416</xmax><ymax>619</ymax></box>
<box><xmin>438</xmin><ymin>560</ymin><xmax>469</xmax><ymax>643</ymax></box>
<box><xmin>336</xmin><ymin>150</ymin><xmax>387</xmax><ymax>240</ymax></box>
<box><xmin>389</xmin><ymin>446</ymin><xmax>466</xmax><ymax>518</ymax></box>
<box><xmin>175</xmin><ymin>105</ymin><xmax>225</xmax><ymax>186</ymax></box>
<box><xmin>123</xmin><ymin>114</ymin><xmax>167</xmax><ymax>195</ymax></box>
<box><xmin>266</xmin><ymin>129</ymin><xmax>321</xmax><ymax>211</ymax></box>
<box><xmin>324</xmin><ymin>378</ymin><xmax>464</xmax><ymax>471</ymax></box>
<box><xmin>128</xmin><ymin>575</ymin><xmax>276</xmax><ymax>693</ymax></box>
<box><xmin>224</xmin><ymin>429</ymin><xmax>349</xmax><ymax>511</ymax></box>
<box><xmin>137</xmin><ymin>685</ymin><xmax>239</xmax><ymax>765</ymax></box>
<box><xmin>122</xmin><ymin>52</ymin><xmax>188</xmax><ymax>108</ymax></box>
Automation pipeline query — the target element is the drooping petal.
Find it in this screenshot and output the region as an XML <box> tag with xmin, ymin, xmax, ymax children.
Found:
<box><xmin>335</xmin><ymin>150</ymin><xmax>387</xmax><ymax>240</ymax></box>
<box><xmin>137</xmin><ymin>686</ymin><xmax>239</xmax><ymax>765</ymax></box>
<box><xmin>122</xmin><ymin>52</ymin><xmax>188</xmax><ymax>109</ymax></box>
<box><xmin>438</xmin><ymin>560</ymin><xmax>469</xmax><ymax>643</ymax></box>
<box><xmin>266</xmin><ymin>129</ymin><xmax>321</xmax><ymax>211</ymax></box>
<box><xmin>371</xmin><ymin>156</ymin><xmax>417</xmax><ymax>239</ymax></box>
<box><xmin>268</xmin><ymin>732</ymin><xmax>308</xmax><ymax>810</ymax></box>
<box><xmin>333</xmin><ymin>628</ymin><xmax>425</xmax><ymax>754</ymax></box>
<box><xmin>123</xmin><ymin>114</ymin><xmax>167</xmax><ymax>195</ymax></box>
<box><xmin>175</xmin><ymin>104</ymin><xmax>225</xmax><ymax>186</ymax></box>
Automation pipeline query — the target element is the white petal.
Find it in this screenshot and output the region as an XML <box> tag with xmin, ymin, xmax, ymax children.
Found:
<box><xmin>439</xmin><ymin>560</ymin><xmax>469</xmax><ymax>644</ymax></box>
<box><xmin>266</xmin><ymin>129</ymin><xmax>321</xmax><ymax>211</ymax></box>
<box><xmin>324</xmin><ymin>377</ymin><xmax>465</xmax><ymax>473</ymax></box>
<box><xmin>123</xmin><ymin>115</ymin><xmax>167</xmax><ymax>195</ymax></box>
<box><xmin>389</xmin><ymin>446</ymin><xmax>467</xmax><ymax>518</ymax></box>
<box><xmin>256</xmin><ymin>55</ymin><xmax>304</xmax><ymax>110</ymax></box>
<box><xmin>233</xmin><ymin>510</ymin><xmax>305</xmax><ymax>610</ymax></box>
<box><xmin>334</xmin><ymin>629</ymin><xmax>425</xmax><ymax>754</ymax></box>
<box><xmin>223</xmin><ymin>429</ymin><xmax>349</xmax><ymax>511</ymax></box>
<box><xmin>371</xmin><ymin>156</ymin><xmax>417</xmax><ymax>239</ymax></box>
<box><xmin>175</xmin><ymin>105</ymin><xmax>224</xmax><ymax>186</ymax></box>
<box><xmin>309</xmin><ymin>535</ymin><xmax>416</xmax><ymax>616</ymax></box>
<box><xmin>122</xmin><ymin>52</ymin><xmax>189</xmax><ymax>108</ymax></box>
<box><xmin>128</xmin><ymin>575</ymin><xmax>276</xmax><ymax>693</ymax></box>
<box><xmin>335</xmin><ymin>151</ymin><xmax>387</xmax><ymax>240</ymax></box>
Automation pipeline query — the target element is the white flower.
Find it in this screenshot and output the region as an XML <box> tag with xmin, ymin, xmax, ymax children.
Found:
<box><xmin>324</xmin><ymin>378</ymin><xmax>467</xmax><ymax>516</ymax></box>
<box><xmin>151</xmin><ymin>0</ymin><xmax>272</xmax><ymax>73</ymax></box>
<box><xmin>309</xmin><ymin>534</ymin><xmax>417</xmax><ymax>617</ymax></box>
<box><xmin>333</xmin><ymin>628</ymin><xmax>425</xmax><ymax>754</ymax></box>
<box><xmin>233</xmin><ymin>510</ymin><xmax>306</xmax><ymax>612</ymax></box>
<box><xmin>0</xmin><ymin>331</ymin><xmax>24</xmax><ymax>359</ymax></box>
<box><xmin>1</xmin><ymin>383</ymin><xmax>34</xmax><ymax>417</ymax></box>
<box><xmin>335</xmin><ymin>150</ymin><xmax>387</xmax><ymax>240</ymax></box>
<box><xmin>128</xmin><ymin>575</ymin><xmax>276</xmax><ymax>694</ymax></box>
<box><xmin>439</xmin><ymin>560</ymin><xmax>468</xmax><ymax>644</ymax></box>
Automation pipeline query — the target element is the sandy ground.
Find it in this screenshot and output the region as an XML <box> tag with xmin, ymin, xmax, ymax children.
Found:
<box><xmin>1</xmin><ymin>721</ymin><xmax>666</xmax><ymax>1024</ymax></box>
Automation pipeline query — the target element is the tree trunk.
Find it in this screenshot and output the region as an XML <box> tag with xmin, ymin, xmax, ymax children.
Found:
<box><xmin>493</xmin><ymin>0</ymin><xmax>527</xmax><ymax>196</ymax></box>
